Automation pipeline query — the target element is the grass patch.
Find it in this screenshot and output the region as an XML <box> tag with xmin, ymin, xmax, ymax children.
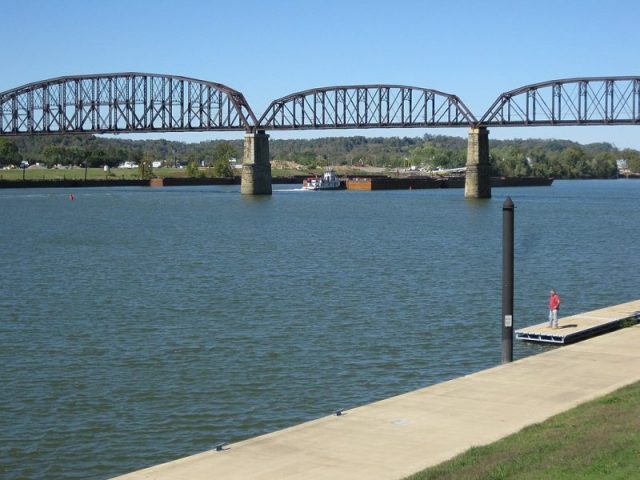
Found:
<box><xmin>1</xmin><ymin>167</ymin><xmax>305</xmax><ymax>182</ymax></box>
<box><xmin>0</xmin><ymin>165</ymin><xmax>390</xmax><ymax>182</ymax></box>
<box><xmin>405</xmin><ymin>381</ymin><xmax>640</xmax><ymax>480</ymax></box>
<box><xmin>0</xmin><ymin>167</ymin><xmax>181</xmax><ymax>181</ymax></box>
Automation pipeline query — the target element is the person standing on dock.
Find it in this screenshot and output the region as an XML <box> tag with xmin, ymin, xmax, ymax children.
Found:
<box><xmin>548</xmin><ymin>289</ymin><xmax>561</xmax><ymax>329</ymax></box>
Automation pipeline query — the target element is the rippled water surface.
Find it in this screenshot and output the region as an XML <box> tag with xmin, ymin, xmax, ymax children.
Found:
<box><xmin>1</xmin><ymin>180</ymin><xmax>638</xmax><ymax>479</ymax></box>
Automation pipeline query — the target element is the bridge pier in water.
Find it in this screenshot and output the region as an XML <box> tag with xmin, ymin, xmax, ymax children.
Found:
<box><xmin>241</xmin><ymin>130</ymin><xmax>272</xmax><ymax>195</ymax></box>
<box><xmin>464</xmin><ymin>126</ymin><xmax>491</xmax><ymax>199</ymax></box>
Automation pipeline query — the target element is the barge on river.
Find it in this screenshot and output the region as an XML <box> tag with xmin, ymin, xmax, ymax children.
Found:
<box><xmin>345</xmin><ymin>176</ymin><xmax>553</xmax><ymax>191</ymax></box>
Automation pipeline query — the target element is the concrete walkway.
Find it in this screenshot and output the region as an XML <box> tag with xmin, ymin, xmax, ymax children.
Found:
<box><xmin>114</xmin><ymin>305</ymin><xmax>640</xmax><ymax>480</ymax></box>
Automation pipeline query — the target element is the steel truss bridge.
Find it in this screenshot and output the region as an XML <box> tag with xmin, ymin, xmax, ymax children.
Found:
<box><xmin>1</xmin><ymin>74</ymin><xmax>639</xmax><ymax>135</ymax></box>
<box><xmin>258</xmin><ymin>85</ymin><xmax>476</xmax><ymax>130</ymax></box>
<box><xmin>481</xmin><ymin>77</ymin><xmax>640</xmax><ymax>126</ymax></box>
<box><xmin>0</xmin><ymin>73</ymin><xmax>257</xmax><ymax>135</ymax></box>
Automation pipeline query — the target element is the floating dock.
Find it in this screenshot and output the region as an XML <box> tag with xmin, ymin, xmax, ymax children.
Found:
<box><xmin>516</xmin><ymin>299</ymin><xmax>640</xmax><ymax>344</ymax></box>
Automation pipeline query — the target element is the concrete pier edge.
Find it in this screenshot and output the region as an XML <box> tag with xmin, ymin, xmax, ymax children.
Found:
<box><xmin>113</xmin><ymin>299</ymin><xmax>640</xmax><ymax>480</ymax></box>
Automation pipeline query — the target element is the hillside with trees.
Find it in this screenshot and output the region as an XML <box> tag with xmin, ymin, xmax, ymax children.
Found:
<box><xmin>1</xmin><ymin>133</ymin><xmax>639</xmax><ymax>178</ymax></box>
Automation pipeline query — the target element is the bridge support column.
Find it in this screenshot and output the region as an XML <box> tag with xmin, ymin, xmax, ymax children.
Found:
<box><xmin>465</xmin><ymin>126</ymin><xmax>491</xmax><ymax>199</ymax></box>
<box><xmin>241</xmin><ymin>129</ymin><xmax>272</xmax><ymax>195</ymax></box>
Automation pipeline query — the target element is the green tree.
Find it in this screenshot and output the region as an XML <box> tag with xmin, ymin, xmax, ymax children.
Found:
<box><xmin>491</xmin><ymin>145</ymin><xmax>531</xmax><ymax>176</ymax></box>
<box><xmin>211</xmin><ymin>157</ymin><xmax>235</xmax><ymax>177</ymax></box>
<box><xmin>103</xmin><ymin>146</ymin><xmax>127</xmax><ymax>168</ymax></box>
<box><xmin>42</xmin><ymin>145</ymin><xmax>66</xmax><ymax>167</ymax></box>
<box><xmin>128</xmin><ymin>149</ymin><xmax>143</xmax><ymax>166</ymax></box>
<box><xmin>138</xmin><ymin>152</ymin><xmax>154</xmax><ymax>179</ymax></box>
<box><xmin>409</xmin><ymin>142</ymin><xmax>465</xmax><ymax>170</ymax></box>
<box><xmin>588</xmin><ymin>152</ymin><xmax>618</xmax><ymax>178</ymax></box>
<box><xmin>558</xmin><ymin>147</ymin><xmax>588</xmax><ymax>177</ymax></box>
<box><xmin>213</xmin><ymin>142</ymin><xmax>237</xmax><ymax>164</ymax></box>
<box><xmin>296</xmin><ymin>150</ymin><xmax>320</xmax><ymax>167</ymax></box>
<box><xmin>186</xmin><ymin>160</ymin><xmax>201</xmax><ymax>177</ymax></box>
<box><xmin>408</xmin><ymin>143</ymin><xmax>441</xmax><ymax>169</ymax></box>
<box><xmin>0</xmin><ymin>139</ymin><xmax>22</xmax><ymax>166</ymax></box>
<box><xmin>185</xmin><ymin>151</ymin><xmax>202</xmax><ymax>168</ymax></box>
<box><xmin>86</xmin><ymin>145</ymin><xmax>107</xmax><ymax>168</ymax></box>
<box><xmin>209</xmin><ymin>141</ymin><xmax>237</xmax><ymax>177</ymax></box>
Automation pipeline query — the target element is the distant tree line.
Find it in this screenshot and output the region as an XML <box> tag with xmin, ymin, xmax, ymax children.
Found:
<box><xmin>1</xmin><ymin>133</ymin><xmax>639</xmax><ymax>178</ymax></box>
<box><xmin>0</xmin><ymin>135</ymin><xmax>240</xmax><ymax>178</ymax></box>
<box><xmin>270</xmin><ymin>135</ymin><xmax>638</xmax><ymax>178</ymax></box>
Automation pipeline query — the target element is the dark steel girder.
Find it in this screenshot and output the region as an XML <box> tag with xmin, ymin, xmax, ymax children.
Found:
<box><xmin>258</xmin><ymin>85</ymin><xmax>477</xmax><ymax>130</ymax></box>
<box><xmin>481</xmin><ymin>76</ymin><xmax>640</xmax><ymax>126</ymax></box>
<box><xmin>0</xmin><ymin>73</ymin><xmax>258</xmax><ymax>135</ymax></box>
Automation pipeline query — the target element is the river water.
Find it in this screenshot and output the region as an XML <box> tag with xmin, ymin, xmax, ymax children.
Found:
<box><xmin>1</xmin><ymin>180</ymin><xmax>638</xmax><ymax>479</ymax></box>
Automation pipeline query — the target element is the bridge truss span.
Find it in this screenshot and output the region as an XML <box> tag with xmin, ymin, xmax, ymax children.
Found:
<box><xmin>0</xmin><ymin>73</ymin><xmax>257</xmax><ymax>135</ymax></box>
<box><xmin>259</xmin><ymin>85</ymin><xmax>477</xmax><ymax>130</ymax></box>
<box><xmin>481</xmin><ymin>76</ymin><xmax>640</xmax><ymax>127</ymax></box>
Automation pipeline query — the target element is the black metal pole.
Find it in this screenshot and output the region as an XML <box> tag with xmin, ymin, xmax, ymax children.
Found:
<box><xmin>502</xmin><ymin>196</ymin><xmax>514</xmax><ymax>363</ymax></box>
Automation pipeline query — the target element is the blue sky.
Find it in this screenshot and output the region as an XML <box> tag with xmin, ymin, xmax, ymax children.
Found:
<box><xmin>3</xmin><ymin>0</ymin><xmax>640</xmax><ymax>148</ymax></box>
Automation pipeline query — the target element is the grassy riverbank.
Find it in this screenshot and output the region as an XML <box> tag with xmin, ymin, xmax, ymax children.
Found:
<box><xmin>0</xmin><ymin>167</ymin><xmax>192</xmax><ymax>182</ymax></box>
<box><xmin>406</xmin><ymin>380</ymin><xmax>640</xmax><ymax>480</ymax></box>
<box><xmin>0</xmin><ymin>164</ymin><xmax>379</xmax><ymax>182</ymax></box>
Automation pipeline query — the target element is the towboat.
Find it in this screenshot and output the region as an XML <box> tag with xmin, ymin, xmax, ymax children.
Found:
<box><xmin>302</xmin><ymin>168</ymin><xmax>342</xmax><ymax>190</ymax></box>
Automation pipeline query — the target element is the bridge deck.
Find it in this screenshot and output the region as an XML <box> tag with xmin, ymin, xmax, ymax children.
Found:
<box><xmin>515</xmin><ymin>299</ymin><xmax>640</xmax><ymax>344</ymax></box>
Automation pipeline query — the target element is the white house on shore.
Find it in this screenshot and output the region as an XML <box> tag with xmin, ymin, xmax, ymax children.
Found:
<box><xmin>616</xmin><ymin>159</ymin><xmax>629</xmax><ymax>175</ymax></box>
<box><xmin>118</xmin><ymin>161</ymin><xmax>138</xmax><ymax>169</ymax></box>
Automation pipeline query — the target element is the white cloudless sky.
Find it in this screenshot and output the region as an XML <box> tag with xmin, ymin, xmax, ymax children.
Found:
<box><xmin>2</xmin><ymin>0</ymin><xmax>639</xmax><ymax>148</ymax></box>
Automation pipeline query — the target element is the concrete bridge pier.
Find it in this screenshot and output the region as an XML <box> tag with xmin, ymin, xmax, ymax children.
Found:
<box><xmin>464</xmin><ymin>126</ymin><xmax>491</xmax><ymax>199</ymax></box>
<box><xmin>241</xmin><ymin>129</ymin><xmax>272</xmax><ymax>195</ymax></box>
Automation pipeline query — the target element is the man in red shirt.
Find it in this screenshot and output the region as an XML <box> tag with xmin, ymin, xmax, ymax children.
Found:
<box><xmin>548</xmin><ymin>289</ymin><xmax>561</xmax><ymax>329</ymax></box>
